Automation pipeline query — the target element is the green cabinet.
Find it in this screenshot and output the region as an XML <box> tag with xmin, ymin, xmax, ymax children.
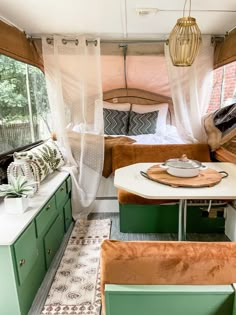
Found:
<box><xmin>55</xmin><ymin>180</ymin><xmax>68</xmax><ymax>207</ymax></box>
<box><xmin>36</xmin><ymin>195</ymin><xmax>57</xmax><ymax>237</ymax></box>
<box><xmin>14</xmin><ymin>221</ymin><xmax>38</xmax><ymax>285</ymax></box>
<box><xmin>0</xmin><ymin>174</ymin><xmax>73</xmax><ymax>315</ymax></box>
<box><xmin>44</xmin><ymin>214</ymin><xmax>64</xmax><ymax>269</ymax></box>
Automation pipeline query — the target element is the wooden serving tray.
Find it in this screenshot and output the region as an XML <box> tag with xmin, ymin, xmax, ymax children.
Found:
<box><xmin>144</xmin><ymin>165</ymin><xmax>226</xmax><ymax>188</ymax></box>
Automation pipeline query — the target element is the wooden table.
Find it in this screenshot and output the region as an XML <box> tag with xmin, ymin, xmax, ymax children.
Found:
<box><xmin>114</xmin><ymin>162</ymin><xmax>236</xmax><ymax>241</ymax></box>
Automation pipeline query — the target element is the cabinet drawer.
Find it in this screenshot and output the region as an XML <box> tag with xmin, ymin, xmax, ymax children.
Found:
<box><xmin>66</xmin><ymin>176</ymin><xmax>72</xmax><ymax>194</ymax></box>
<box><xmin>14</xmin><ymin>221</ymin><xmax>38</xmax><ymax>285</ymax></box>
<box><xmin>44</xmin><ymin>214</ymin><xmax>64</xmax><ymax>269</ymax></box>
<box><xmin>55</xmin><ymin>181</ymin><xmax>67</xmax><ymax>208</ymax></box>
<box><xmin>36</xmin><ymin>195</ymin><xmax>57</xmax><ymax>237</ymax></box>
<box><xmin>64</xmin><ymin>198</ymin><xmax>72</xmax><ymax>232</ymax></box>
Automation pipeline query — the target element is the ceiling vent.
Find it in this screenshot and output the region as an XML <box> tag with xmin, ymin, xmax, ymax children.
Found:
<box><xmin>136</xmin><ymin>8</ymin><xmax>159</xmax><ymax>16</ymax></box>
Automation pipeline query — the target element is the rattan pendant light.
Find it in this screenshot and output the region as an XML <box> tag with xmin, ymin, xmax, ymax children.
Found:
<box><xmin>168</xmin><ymin>0</ymin><xmax>202</xmax><ymax>66</ymax></box>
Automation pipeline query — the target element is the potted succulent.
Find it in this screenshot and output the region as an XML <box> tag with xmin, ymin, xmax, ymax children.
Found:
<box><xmin>0</xmin><ymin>175</ymin><xmax>35</xmax><ymax>214</ymax></box>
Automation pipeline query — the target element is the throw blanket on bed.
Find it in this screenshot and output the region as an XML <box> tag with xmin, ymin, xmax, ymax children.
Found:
<box><xmin>204</xmin><ymin>103</ymin><xmax>236</xmax><ymax>151</ymax></box>
<box><xmin>103</xmin><ymin>136</ymin><xmax>136</xmax><ymax>178</ymax></box>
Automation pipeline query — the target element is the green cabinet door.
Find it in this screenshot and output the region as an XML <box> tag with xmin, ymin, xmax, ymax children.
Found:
<box><xmin>44</xmin><ymin>214</ymin><xmax>64</xmax><ymax>269</ymax></box>
<box><xmin>14</xmin><ymin>221</ymin><xmax>38</xmax><ymax>285</ymax></box>
<box><xmin>55</xmin><ymin>181</ymin><xmax>67</xmax><ymax>208</ymax></box>
<box><xmin>35</xmin><ymin>195</ymin><xmax>57</xmax><ymax>237</ymax></box>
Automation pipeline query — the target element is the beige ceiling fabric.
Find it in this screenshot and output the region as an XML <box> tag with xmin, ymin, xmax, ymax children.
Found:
<box><xmin>102</xmin><ymin>55</ymin><xmax>171</xmax><ymax>96</ymax></box>
<box><xmin>165</xmin><ymin>35</ymin><xmax>214</xmax><ymax>143</ymax></box>
<box><xmin>126</xmin><ymin>55</ymin><xmax>171</xmax><ymax>97</ymax></box>
<box><xmin>42</xmin><ymin>35</ymin><xmax>104</xmax><ymax>220</ymax></box>
<box><xmin>101</xmin><ymin>55</ymin><xmax>126</xmax><ymax>91</ymax></box>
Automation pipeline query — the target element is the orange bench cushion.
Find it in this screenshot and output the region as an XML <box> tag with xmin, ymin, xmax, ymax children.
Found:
<box><xmin>118</xmin><ymin>189</ymin><xmax>178</xmax><ymax>205</ymax></box>
<box><xmin>112</xmin><ymin>143</ymin><xmax>211</xmax><ymax>172</ymax></box>
<box><xmin>100</xmin><ymin>240</ymin><xmax>236</xmax><ymax>314</ymax></box>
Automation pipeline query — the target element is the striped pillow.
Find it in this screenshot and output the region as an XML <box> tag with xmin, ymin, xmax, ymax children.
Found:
<box><xmin>128</xmin><ymin>110</ymin><xmax>158</xmax><ymax>135</ymax></box>
<box><xmin>103</xmin><ymin>108</ymin><xmax>129</xmax><ymax>135</ymax></box>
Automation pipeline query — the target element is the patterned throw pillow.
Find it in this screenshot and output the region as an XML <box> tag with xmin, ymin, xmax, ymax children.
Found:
<box><xmin>14</xmin><ymin>139</ymin><xmax>65</xmax><ymax>182</ymax></box>
<box><xmin>131</xmin><ymin>103</ymin><xmax>168</xmax><ymax>132</ymax></box>
<box><xmin>103</xmin><ymin>108</ymin><xmax>129</xmax><ymax>135</ymax></box>
<box><xmin>128</xmin><ymin>110</ymin><xmax>159</xmax><ymax>135</ymax></box>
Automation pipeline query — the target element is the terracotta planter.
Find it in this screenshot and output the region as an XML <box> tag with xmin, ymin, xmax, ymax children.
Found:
<box><xmin>4</xmin><ymin>196</ymin><xmax>29</xmax><ymax>214</ymax></box>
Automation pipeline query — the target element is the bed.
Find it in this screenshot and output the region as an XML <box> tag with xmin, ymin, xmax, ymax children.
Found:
<box><xmin>102</xmin><ymin>88</ymin><xmax>186</xmax><ymax>176</ymax></box>
<box><xmin>96</xmin><ymin>88</ymin><xmax>200</xmax><ymax>214</ymax></box>
<box><xmin>103</xmin><ymin>87</ymin><xmax>184</xmax><ymax>153</ymax></box>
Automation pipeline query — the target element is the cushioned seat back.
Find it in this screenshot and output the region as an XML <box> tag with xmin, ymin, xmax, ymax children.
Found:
<box><xmin>112</xmin><ymin>143</ymin><xmax>211</xmax><ymax>171</ymax></box>
<box><xmin>100</xmin><ymin>240</ymin><xmax>236</xmax><ymax>314</ymax></box>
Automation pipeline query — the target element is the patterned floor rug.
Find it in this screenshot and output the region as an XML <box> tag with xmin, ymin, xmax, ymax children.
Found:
<box><xmin>41</xmin><ymin>219</ymin><xmax>111</xmax><ymax>315</ymax></box>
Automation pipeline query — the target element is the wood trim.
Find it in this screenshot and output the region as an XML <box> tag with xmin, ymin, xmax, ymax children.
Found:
<box><xmin>101</xmin><ymin>42</ymin><xmax>165</xmax><ymax>56</ymax></box>
<box><xmin>215</xmin><ymin>147</ymin><xmax>236</xmax><ymax>163</ymax></box>
<box><xmin>103</xmin><ymin>88</ymin><xmax>173</xmax><ymax>105</ymax></box>
<box><xmin>214</xmin><ymin>30</ymin><xmax>236</xmax><ymax>69</ymax></box>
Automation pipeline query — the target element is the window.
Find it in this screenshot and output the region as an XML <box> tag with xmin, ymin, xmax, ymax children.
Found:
<box><xmin>208</xmin><ymin>61</ymin><xmax>236</xmax><ymax>113</ymax></box>
<box><xmin>0</xmin><ymin>55</ymin><xmax>52</xmax><ymax>154</ymax></box>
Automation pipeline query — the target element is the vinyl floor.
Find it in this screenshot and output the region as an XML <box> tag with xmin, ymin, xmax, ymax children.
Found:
<box><xmin>88</xmin><ymin>212</ymin><xmax>230</xmax><ymax>242</ymax></box>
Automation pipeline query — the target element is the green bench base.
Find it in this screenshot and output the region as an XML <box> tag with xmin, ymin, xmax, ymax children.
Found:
<box><xmin>105</xmin><ymin>284</ymin><xmax>236</xmax><ymax>315</ymax></box>
<box><xmin>119</xmin><ymin>203</ymin><xmax>225</xmax><ymax>233</ymax></box>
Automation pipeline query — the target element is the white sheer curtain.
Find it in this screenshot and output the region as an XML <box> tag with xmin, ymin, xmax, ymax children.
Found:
<box><xmin>165</xmin><ymin>36</ymin><xmax>214</xmax><ymax>143</ymax></box>
<box><xmin>42</xmin><ymin>35</ymin><xmax>104</xmax><ymax>220</ymax></box>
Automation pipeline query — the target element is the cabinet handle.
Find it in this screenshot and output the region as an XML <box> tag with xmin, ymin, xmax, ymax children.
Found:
<box><xmin>47</xmin><ymin>249</ymin><xmax>52</xmax><ymax>255</ymax></box>
<box><xmin>19</xmin><ymin>259</ymin><xmax>26</xmax><ymax>266</ymax></box>
<box><xmin>46</xmin><ymin>204</ymin><xmax>51</xmax><ymax>210</ymax></box>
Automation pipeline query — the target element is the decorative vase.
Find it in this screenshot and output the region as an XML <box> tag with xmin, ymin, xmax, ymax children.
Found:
<box><xmin>7</xmin><ymin>159</ymin><xmax>40</xmax><ymax>194</ymax></box>
<box><xmin>4</xmin><ymin>196</ymin><xmax>29</xmax><ymax>214</ymax></box>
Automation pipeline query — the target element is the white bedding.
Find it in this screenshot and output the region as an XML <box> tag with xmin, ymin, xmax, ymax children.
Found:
<box><xmin>128</xmin><ymin>125</ymin><xmax>185</xmax><ymax>144</ymax></box>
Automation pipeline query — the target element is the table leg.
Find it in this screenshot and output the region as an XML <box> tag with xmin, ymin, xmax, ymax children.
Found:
<box><xmin>178</xmin><ymin>200</ymin><xmax>183</xmax><ymax>241</ymax></box>
<box><xmin>178</xmin><ymin>200</ymin><xmax>187</xmax><ymax>241</ymax></box>
<box><xmin>183</xmin><ymin>200</ymin><xmax>187</xmax><ymax>241</ymax></box>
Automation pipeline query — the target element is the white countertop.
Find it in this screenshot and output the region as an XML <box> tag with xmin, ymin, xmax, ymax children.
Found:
<box><xmin>0</xmin><ymin>170</ymin><xmax>69</xmax><ymax>246</ymax></box>
<box><xmin>114</xmin><ymin>162</ymin><xmax>236</xmax><ymax>200</ymax></box>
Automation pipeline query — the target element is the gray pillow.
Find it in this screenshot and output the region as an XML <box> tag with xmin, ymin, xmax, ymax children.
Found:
<box><xmin>128</xmin><ymin>110</ymin><xmax>159</xmax><ymax>135</ymax></box>
<box><xmin>103</xmin><ymin>108</ymin><xmax>129</xmax><ymax>135</ymax></box>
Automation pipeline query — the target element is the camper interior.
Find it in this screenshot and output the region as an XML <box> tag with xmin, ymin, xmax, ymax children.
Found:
<box><xmin>0</xmin><ymin>1</ymin><xmax>236</xmax><ymax>315</ymax></box>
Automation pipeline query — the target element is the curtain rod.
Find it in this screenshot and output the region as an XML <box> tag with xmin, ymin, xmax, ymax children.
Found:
<box><xmin>45</xmin><ymin>37</ymin><xmax>98</xmax><ymax>46</ymax></box>
<box><xmin>101</xmin><ymin>39</ymin><xmax>167</xmax><ymax>44</ymax></box>
<box><xmin>30</xmin><ymin>36</ymin><xmax>167</xmax><ymax>45</ymax></box>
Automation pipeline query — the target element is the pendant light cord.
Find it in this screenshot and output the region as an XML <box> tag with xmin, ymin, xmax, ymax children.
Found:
<box><xmin>119</xmin><ymin>43</ymin><xmax>128</xmax><ymax>90</ymax></box>
<box><xmin>183</xmin><ymin>0</ymin><xmax>191</xmax><ymax>17</ymax></box>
